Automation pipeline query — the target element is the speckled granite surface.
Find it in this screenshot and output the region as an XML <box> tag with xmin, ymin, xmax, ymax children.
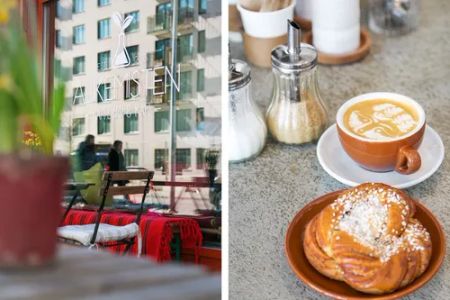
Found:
<box><xmin>229</xmin><ymin>1</ymin><xmax>450</xmax><ymax>299</ymax></box>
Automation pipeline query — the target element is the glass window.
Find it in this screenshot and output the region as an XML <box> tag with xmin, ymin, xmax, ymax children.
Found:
<box><xmin>56</xmin><ymin>0</ymin><xmax>62</xmax><ymax>18</ymax></box>
<box><xmin>154</xmin><ymin>149</ymin><xmax>168</xmax><ymax>170</ymax></box>
<box><xmin>97</xmin><ymin>51</ymin><xmax>110</xmax><ymax>71</ymax></box>
<box><xmin>199</xmin><ymin>0</ymin><xmax>207</xmax><ymax>14</ymax></box>
<box><xmin>196</xmin><ymin>107</ymin><xmax>205</xmax><ymax>131</ymax></box>
<box><xmin>73</xmin><ymin>56</ymin><xmax>85</xmax><ymax>75</ymax></box>
<box><xmin>97</xmin><ymin>115</ymin><xmax>111</xmax><ymax>134</ymax></box>
<box><xmin>197</xmin><ymin>69</ymin><xmax>205</xmax><ymax>92</ymax></box>
<box><xmin>124</xmin><ymin>113</ymin><xmax>139</xmax><ymax>133</ymax></box>
<box><xmin>72</xmin><ymin>118</ymin><xmax>85</xmax><ymax>136</ymax></box>
<box><xmin>155</xmin><ymin>39</ymin><xmax>170</xmax><ymax>61</ymax></box>
<box><xmin>98</xmin><ymin>18</ymin><xmax>111</xmax><ymax>39</ymax></box>
<box><xmin>73</xmin><ymin>86</ymin><xmax>85</xmax><ymax>105</ymax></box>
<box><xmin>97</xmin><ymin>83</ymin><xmax>111</xmax><ymax>102</ymax></box>
<box><xmin>176</xmin><ymin>109</ymin><xmax>191</xmax><ymax>132</ymax></box>
<box><xmin>126</xmin><ymin>45</ymin><xmax>139</xmax><ymax>65</ymax></box>
<box><xmin>72</xmin><ymin>0</ymin><xmax>84</xmax><ymax>14</ymax></box>
<box><xmin>98</xmin><ymin>0</ymin><xmax>110</xmax><ymax>7</ymax></box>
<box><xmin>124</xmin><ymin>79</ymin><xmax>139</xmax><ymax>100</ymax></box>
<box><xmin>73</xmin><ymin>25</ymin><xmax>85</xmax><ymax>45</ymax></box>
<box><xmin>178</xmin><ymin>33</ymin><xmax>193</xmax><ymax>61</ymax></box>
<box><xmin>179</xmin><ymin>0</ymin><xmax>195</xmax><ymax>21</ymax></box>
<box><xmin>155</xmin><ymin>111</ymin><xmax>169</xmax><ymax>133</ymax></box>
<box><xmin>56</xmin><ymin>30</ymin><xmax>62</xmax><ymax>48</ymax></box>
<box><xmin>176</xmin><ymin>148</ymin><xmax>191</xmax><ymax>170</ymax></box>
<box><xmin>196</xmin><ymin>148</ymin><xmax>206</xmax><ymax>169</ymax></box>
<box><xmin>178</xmin><ymin>71</ymin><xmax>192</xmax><ymax>100</ymax></box>
<box><xmin>124</xmin><ymin>149</ymin><xmax>139</xmax><ymax>167</ymax></box>
<box><xmin>124</xmin><ymin>11</ymin><xmax>139</xmax><ymax>33</ymax></box>
<box><xmin>198</xmin><ymin>30</ymin><xmax>206</xmax><ymax>53</ymax></box>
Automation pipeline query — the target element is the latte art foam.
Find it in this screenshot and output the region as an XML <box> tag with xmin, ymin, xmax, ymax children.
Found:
<box><xmin>344</xmin><ymin>99</ymin><xmax>419</xmax><ymax>140</ymax></box>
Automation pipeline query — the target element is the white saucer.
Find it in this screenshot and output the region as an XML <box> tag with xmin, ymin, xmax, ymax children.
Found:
<box><xmin>317</xmin><ymin>124</ymin><xmax>445</xmax><ymax>189</ymax></box>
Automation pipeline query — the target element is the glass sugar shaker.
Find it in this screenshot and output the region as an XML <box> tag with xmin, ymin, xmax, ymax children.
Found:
<box><xmin>266</xmin><ymin>20</ymin><xmax>328</xmax><ymax>145</ymax></box>
<box><xmin>228</xmin><ymin>56</ymin><xmax>267</xmax><ymax>163</ymax></box>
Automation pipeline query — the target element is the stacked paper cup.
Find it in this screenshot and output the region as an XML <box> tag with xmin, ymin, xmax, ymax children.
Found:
<box><xmin>295</xmin><ymin>0</ymin><xmax>313</xmax><ymax>22</ymax></box>
<box><xmin>312</xmin><ymin>0</ymin><xmax>360</xmax><ymax>55</ymax></box>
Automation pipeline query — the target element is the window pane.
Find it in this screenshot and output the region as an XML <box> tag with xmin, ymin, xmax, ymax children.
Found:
<box><xmin>97</xmin><ymin>115</ymin><xmax>111</xmax><ymax>134</ymax></box>
<box><xmin>97</xmin><ymin>51</ymin><xmax>110</xmax><ymax>71</ymax></box>
<box><xmin>126</xmin><ymin>45</ymin><xmax>139</xmax><ymax>65</ymax></box>
<box><xmin>73</xmin><ymin>56</ymin><xmax>85</xmax><ymax>75</ymax></box>
<box><xmin>72</xmin><ymin>118</ymin><xmax>85</xmax><ymax>136</ymax></box>
<box><xmin>155</xmin><ymin>111</ymin><xmax>169</xmax><ymax>132</ymax></box>
<box><xmin>196</xmin><ymin>148</ymin><xmax>205</xmax><ymax>169</ymax></box>
<box><xmin>154</xmin><ymin>148</ymin><xmax>168</xmax><ymax>170</ymax></box>
<box><xmin>198</xmin><ymin>30</ymin><xmax>206</xmax><ymax>53</ymax></box>
<box><xmin>199</xmin><ymin>0</ymin><xmax>207</xmax><ymax>14</ymax></box>
<box><xmin>196</xmin><ymin>107</ymin><xmax>205</xmax><ymax>131</ymax></box>
<box><xmin>124</xmin><ymin>113</ymin><xmax>139</xmax><ymax>133</ymax></box>
<box><xmin>176</xmin><ymin>109</ymin><xmax>191</xmax><ymax>132</ymax></box>
<box><xmin>197</xmin><ymin>69</ymin><xmax>205</xmax><ymax>92</ymax></box>
<box><xmin>73</xmin><ymin>25</ymin><xmax>85</xmax><ymax>45</ymax></box>
<box><xmin>124</xmin><ymin>79</ymin><xmax>139</xmax><ymax>100</ymax></box>
<box><xmin>73</xmin><ymin>0</ymin><xmax>84</xmax><ymax>13</ymax></box>
<box><xmin>125</xmin><ymin>11</ymin><xmax>139</xmax><ymax>33</ymax></box>
<box><xmin>176</xmin><ymin>148</ymin><xmax>191</xmax><ymax>170</ymax></box>
<box><xmin>124</xmin><ymin>149</ymin><xmax>139</xmax><ymax>167</ymax></box>
<box><xmin>97</xmin><ymin>18</ymin><xmax>111</xmax><ymax>39</ymax></box>
<box><xmin>97</xmin><ymin>83</ymin><xmax>111</xmax><ymax>102</ymax></box>
<box><xmin>73</xmin><ymin>86</ymin><xmax>85</xmax><ymax>105</ymax></box>
<box><xmin>98</xmin><ymin>0</ymin><xmax>110</xmax><ymax>7</ymax></box>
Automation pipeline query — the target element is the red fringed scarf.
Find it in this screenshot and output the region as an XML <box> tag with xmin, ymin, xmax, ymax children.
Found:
<box><xmin>61</xmin><ymin>210</ymin><xmax>203</xmax><ymax>262</ymax></box>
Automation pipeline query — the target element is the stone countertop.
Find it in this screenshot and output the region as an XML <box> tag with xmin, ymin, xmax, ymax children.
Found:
<box><xmin>229</xmin><ymin>1</ymin><xmax>450</xmax><ymax>299</ymax></box>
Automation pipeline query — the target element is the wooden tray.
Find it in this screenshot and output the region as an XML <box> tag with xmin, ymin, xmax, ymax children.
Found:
<box><xmin>285</xmin><ymin>190</ymin><xmax>446</xmax><ymax>300</ymax></box>
<box><xmin>303</xmin><ymin>29</ymin><xmax>372</xmax><ymax>65</ymax></box>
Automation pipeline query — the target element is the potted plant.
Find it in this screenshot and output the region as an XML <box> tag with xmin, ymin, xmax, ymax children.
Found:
<box><xmin>0</xmin><ymin>3</ymin><xmax>68</xmax><ymax>267</ymax></box>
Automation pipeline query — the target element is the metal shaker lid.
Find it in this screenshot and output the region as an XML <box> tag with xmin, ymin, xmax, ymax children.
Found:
<box><xmin>229</xmin><ymin>57</ymin><xmax>251</xmax><ymax>91</ymax></box>
<box><xmin>271</xmin><ymin>20</ymin><xmax>317</xmax><ymax>72</ymax></box>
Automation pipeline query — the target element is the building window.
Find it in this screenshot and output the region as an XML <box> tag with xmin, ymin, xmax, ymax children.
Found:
<box><xmin>199</xmin><ymin>0</ymin><xmax>207</xmax><ymax>14</ymax></box>
<box><xmin>176</xmin><ymin>148</ymin><xmax>191</xmax><ymax>170</ymax></box>
<box><xmin>73</xmin><ymin>25</ymin><xmax>85</xmax><ymax>45</ymax></box>
<box><xmin>73</xmin><ymin>86</ymin><xmax>85</xmax><ymax>105</ymax></box>
<box><xmin>179</xmin><ymin>0</ymin><xmax>195</xmax><ymax>21</ymax></box>
<box><xmin>124</xmin><ymin>11</ymin><xmax>139</xmax><ymax>33</ymax></box>
<box><xmin>98</xmin><ymin>0</ymin><xmax>110</xmax><ymax>7</ymax></box>
<box><xmin>56</xmin><ymin>30</ymin><xmax>62</xmax><ymax>48</ymax></box>
<box><xmin>179</xmin><ymin>33</ymin><xmax>193</xmax><ymax>61</ymax></box>
<box><xmin>124</xmin><ymin>79</ymin><xmax>139</xmax><ymax>100</ymax></box>
<box><xmin>72</xmin><ymin>118</ymin><xmax>85</xmax><ymax>136</ymax></box>
<box><xmin>97</xmin><ymin>51</ymin><xmax>110</xmax><ymax>71</ymax></box>
<box><xmin>98</xmin><ymin>18</ymin><xmax>111</xmax><ymax>39</ymax></box>
<box><xmin>72</xmin><ymin>0</ymin><xmax>84</xmax><ymax>14</ymax></box>
<box><xmin>155</xmin><ymin>111</ymin><xmax>169</xmax><ymax>133</ymax></box>
<box><xmin>56</xmin><ymin>0</ymin><xmax>63</xmax><ymax>18</ymax></box>
<box><xmin>97</xmin><ymin>83</ymin><xmax>111</xmax><ymax>102</ymax></box>
<box><xmin>73</xmin><ymin>56</ymin><xmax>85</xmax><ymax>75</ymax></box>
<box><xmin>196</xmin><ymin>107</ymin><xmax>205</xmax><ymax>131</ymax></box>
<box><xmin>124</xmin><ymin>113</ymin><xmax>139</xmax><ymax>133</ymax></box>
<box><xmin>196</xmin><ymin>148</ymin><xmax>206</xmax><ymax>169</ymax></box>
<box><xmin>97</xmin><ymin>116</ymin><xmax>111</xmax><ymax>134</ymax></box>
<box><xmin>124</xmin><ymin>149</ymin><xmax>139</xmax><ymax>167</ymax></box>
<box><xmin>198</xmin><ymin>30</ymin><xmax>206</xmax><ymax>53</ymax></box>
<box><xmin>126</xmin><ymin>45</ymin><xmax>139</xmax><ymax>65</ymax></box>
<box><xmin>178</xmin><ymin>71</ymin><xmax>192</xmax><ymax>100</ymax></box>
<box><xmin>154</xmin><ymin>149</ymin><xmax>168</xmax><ymax>170</ymax></box>
<box><xmin>176</xmin><ymin>109</ymin><xmax>192</xmax><ymax>132</ymax></box>
<box><xmin>197</xmin><ymin>69</ymin><xmax>205</xmax><ymax>92</ymax></box>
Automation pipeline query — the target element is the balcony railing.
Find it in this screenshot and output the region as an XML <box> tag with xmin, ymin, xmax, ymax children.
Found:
<box><xmin>148</xmin><ymin>48</ymin><xmax>194</xmax><ymax>68</ymax></box>
<box><xmin>147</xmin><ymin>13</ymin><xmax>196</xmax><ymax>36</ymax></box>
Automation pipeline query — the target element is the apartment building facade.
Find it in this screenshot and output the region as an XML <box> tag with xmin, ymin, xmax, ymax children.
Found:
<box><xmin>54</xmin><ymin>0</ymin><xmax>221</xmax><ymax>179</ymax></box>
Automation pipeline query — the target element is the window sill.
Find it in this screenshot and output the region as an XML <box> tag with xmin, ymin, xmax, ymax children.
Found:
<box><xmin>124</xmin><ymin>132</ymin><xmax>140</xmax><ymax>135</ymax></box>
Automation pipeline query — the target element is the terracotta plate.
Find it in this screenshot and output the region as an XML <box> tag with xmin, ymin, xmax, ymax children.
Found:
<box><xmin>285</xmin><ymin>190</ymin><xmax>446</xmax><ymax>300</ymax></box>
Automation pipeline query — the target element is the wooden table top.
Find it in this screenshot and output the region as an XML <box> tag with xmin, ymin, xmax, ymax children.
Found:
<box><xmin>0</xmin><ymin>246</ymin><xmax>221</xmax><ymax>300</ymax></box>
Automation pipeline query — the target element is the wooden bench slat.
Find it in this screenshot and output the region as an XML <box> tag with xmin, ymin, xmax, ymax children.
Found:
<box><xmin>102</xmin><ymin>171</ymin><xmax>153</xmax><ymax>181</ymax></box>
<box><xmin>101</xmin><ymin>186</ymin><xmax>148</xmax><ymax>196</ymax></box>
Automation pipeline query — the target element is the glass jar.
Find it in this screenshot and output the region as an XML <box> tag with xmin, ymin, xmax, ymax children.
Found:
<box><xmin>266</xmin><ymin>21</ymin><xmax>328</xmax><ymax>145</ymax></box>
<box><xmin>228</xmin><ymin>59</ymin><xmax>267</xmax><ymax>163</ymax></box>
<box><xmin>369</xmin><ymin>0</ymin><xmax>420</xmax><ymax>36</ymax></box>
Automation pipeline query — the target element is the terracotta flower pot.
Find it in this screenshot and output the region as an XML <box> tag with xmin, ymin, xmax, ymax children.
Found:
<box><xmin>0</xmin><ymin>154</ymin><xmax>69</xmax><ymax>267</ymax></box>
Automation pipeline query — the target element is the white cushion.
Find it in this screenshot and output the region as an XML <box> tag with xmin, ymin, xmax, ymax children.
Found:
<box><xmin>58</xmin><ymin>223</ymin><xmax>139</xmax><ymax>246</ymax></box>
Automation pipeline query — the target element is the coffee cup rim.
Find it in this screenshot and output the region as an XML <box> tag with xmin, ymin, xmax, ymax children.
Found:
<box><xmin>336</xmin><ymin>92</ymin><xmax>426</xmax><ymax>143</ymax></box>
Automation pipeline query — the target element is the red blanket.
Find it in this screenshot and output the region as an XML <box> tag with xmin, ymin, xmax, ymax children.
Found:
<box><xmin>61</xmin><ymin>210</ymin><xmax>203</xmax><ymax>262</ymax></box>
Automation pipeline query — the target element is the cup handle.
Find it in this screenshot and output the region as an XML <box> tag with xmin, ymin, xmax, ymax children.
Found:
<box><xmin>395</xmin><ymin>146</ymin><xmax>421</xmax><ymax>174</ymax></box>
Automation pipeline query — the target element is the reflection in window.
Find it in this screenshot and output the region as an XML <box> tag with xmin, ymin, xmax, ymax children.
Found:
<box><xmin>98</xmin><ymin>18</ymin><xmax>111</xmax><ymax>39</ymax></box>
<box><xmin>125</xmin><ymin>11</ymin><xmax>140</xmax><ymax>33</ymax></box>
<box><xmin>73</xmin><ymin>86</ymin><xmax>85</xmax><ymax>105</ymax></box>
<box><xmin>73</xmin><ymin>0</ymin><xmax>84</xmax><ymax>14</ymax></box>
<box><xmin>124</xmin><ymin>114</ymin><xmax>139</xmax><ymax>133</ymax></box>
<box><xmin>73</xmin><ymin>25</ymin><xmax>85</xmax><ymax>45</ymax></box>
<box><xmin>155</xmin><ymin>111</ymin><xmax>169</xmax><ymax>133</ymax></box>
<box><xmin>198</xmin><ymin>30</ymin><xmax>206</xmax><ymax>53</ymax></box>
<box><xmin>199</xmin><ymin>0</ymin><xmax>207</xmax><ymax>14</ymax></box>
<box><xmin>154</xmin><ymin>149</ymin><xmax>168</xmax><ymax>170</ymax></box>
<box><xmin>73</xmin><ymin>56</ymin><xmax>85</xmax><ymax>75</ymax></box>
<box><xmin>97</xmin><ymin>83</ymin><xmax>111</xmax><ymax>102</ymax></box>
<box><xmin>176</xmin><ymin>109</ymin><xmax>192</xmax><ymax>132</ymax></box>
<box><xmin>197</xmin><ymin>69</ymin><xmax>205</xmax><ymax>92</ymax></box>
<box><xmin>126</xmin><ymin>45</ymin><xmax>139</xmax><ymax>65</ymax></box>
<box><xmin>97</xmin><ymin>116</ymin><xmax>111</xmax><ymax>134</ymax></box>
<box><xmin>196</xmin><ymin>107</ymin><xmax>205</xmax><ymax>131</ymax></box>
<box><xmin>56</xmin><ymin>30</ymin><xmax>62</xmax><ymax>48</ymax></box>
<box><xmin>97</xmin><ymin>51</ymin><xmax>110</xmax><ymax>71</ymax></box>
<box><xmin>196</xmin><ymin>148</ymin><xmax>206</xmax><ymax>169</ymax></box>
<box><xmin>176</xmin><ymin>148</ymin><xmax>191</xmax><ymax>171</ymax></box>
<box><xmin>179</xmin><ymin>34</ymin><xmax>193</xmax><ymax>61</ymax></box>
<box><xmin>124</xmin><ymin>79</ymin><xmax>139</xmax><ymax>100</ymax></box>
<box><xmin>72</xmin><ymin>118</ymin><xmax>85</xmax><ymax>136</ymax></box>
<box><xmin>178</xmin><ymin>71</ymin><xmax>192</xmax><ymax>100</ymax></box>
<box><xmin>98</xmin><ymin>0</ymin><xmax>110</xmax><ymax>7</ymax></box>
<box><xmin>125</xmin><ymin>149</ymin><xmax>139</xmax><ymax>167</ymax></box>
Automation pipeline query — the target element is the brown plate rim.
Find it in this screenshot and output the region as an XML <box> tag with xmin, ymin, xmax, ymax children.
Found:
<box><xmin>285</xmin><ymin>189</ymin><xmax>446</xmax><ymax>300</ymax></box>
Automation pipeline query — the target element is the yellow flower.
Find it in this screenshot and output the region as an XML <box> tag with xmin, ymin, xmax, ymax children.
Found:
<box><xmin>0</xmin><ymin>0</ymin><xmax>16</xmax><ymax>24</ymax></box>
<box><xmin>0</xmin><ymin>73</ymin><xmax>12</xmax><ymax>91</ymax></box>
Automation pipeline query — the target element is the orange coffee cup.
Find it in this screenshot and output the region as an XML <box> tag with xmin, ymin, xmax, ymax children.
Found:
<box><xmin>336</xmin><ymin>92</ymin><xmax>426</xmax><ymax>174</ymax></box>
